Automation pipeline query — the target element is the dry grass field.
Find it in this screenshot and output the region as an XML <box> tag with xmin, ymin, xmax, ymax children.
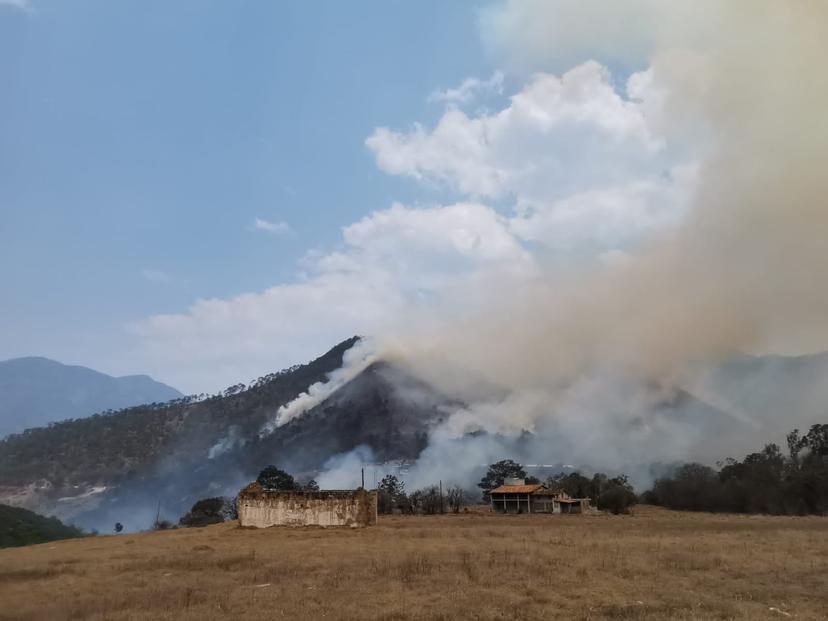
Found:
<box><xmin>1</xmin><ymin>505</ymin><xmax>827</xmax><ymax>620</ymax></box>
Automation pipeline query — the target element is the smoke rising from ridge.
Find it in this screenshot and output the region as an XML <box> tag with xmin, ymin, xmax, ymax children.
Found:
<box><xmin>393</xmin><ymin>5</ymin><xmax>825</xmax><ymax>382</ymax></box>
<box><xmin>347</xmin><ymin>3</ymin><xmax>828</xmax><ymax>483</ymax></box>
<box><xmin>275</xmin><ymin>3</ymin><xmax>828</xmax><ymax>490</ymax></box>
<box><xmin>260</xmin><ymin>338</ymin><xmax>376</xmax><ymax>434</ymax></box>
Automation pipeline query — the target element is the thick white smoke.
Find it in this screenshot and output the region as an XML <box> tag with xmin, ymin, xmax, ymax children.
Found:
<box><xmin>387</xmin><ymin>2</ymin><xmax>827</xmax><ymax>426</ymax></box>
<box><xmin>260</xmin><ymin>337</ymin><xmax>376</xmax><ymax>435</ymax></box>
<box><xmin>283</xmin><ymin>2</ymin><xmax>828</xmax><ymax>489</ymax></box>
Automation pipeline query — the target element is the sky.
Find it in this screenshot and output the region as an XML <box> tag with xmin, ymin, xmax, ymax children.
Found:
<box><xmin>0</xmin><ymin>0</ymin><xmax>742</xmax><ymax>393</ymax></box>
<box><xmin>0</xmin><ymin>0</ymin><xmax>495</xmax><ymax>387</ymax></box>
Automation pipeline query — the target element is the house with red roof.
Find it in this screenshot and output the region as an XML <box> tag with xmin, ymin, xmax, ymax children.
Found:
<box><xmin>489</xmin><ymin>478</ymin><xmax>589</xmax><ymax>514</ymax></box>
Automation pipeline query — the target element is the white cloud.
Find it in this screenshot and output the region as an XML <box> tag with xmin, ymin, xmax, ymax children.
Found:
<box><xmin>368</xmin><ymin>61</ymin><xmax>695</xmax><ymax>253</ymax></box>
<box><xmin>367</xmin><ymin>62</ymin><xmax>667</xmax><ymax>202</ymax></box>
<box><xmin>325</xmin><ymin>202</ymin><xmax>534</xmax><ymax>289</ymax></box>
<box><xmin>141</xmin><ymin>269</ymin><xmax>173</xmax><ymax>284</ymax></box>
<box><xmin>253</xmin><ymin>218</ymin><xmax>293</xmax><ymax>236</ymax></box>
<box><xmin>134</xmin><ymin>202</ymin><xmax>535</xmax><ymax>392</ymax></box>
<box><xmin>509</xmin><ymin>163</ymin><xmax>698</xmax><ymax>253</ymax></box>
<box><xmin>134</xmin><ymin>60</ymin><xmax>701</xmax><ymax>391</ymax></box>
<box><xmin>428</xmin><ymin>71</ymin><xmax>504</xmax><ymax>105</ymax></box>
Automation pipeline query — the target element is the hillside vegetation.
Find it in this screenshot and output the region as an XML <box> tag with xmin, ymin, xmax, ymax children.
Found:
<box><xmin>0</xmin><ymin>504</ymin><xmax>84</xmax><ymax>549</ymax></box>
<box><xmin>0</xmin><ymin>507</ymin><xmax>826</xmax><ymax>620</ymax></box>
<box><xmin>648</xmin><ymin>423</ymin><xmax>828</xmax><ymax>515</ymax></box>
<box><xmin>0</xmin><ymin>337</ymin><xmax>360</xmax><ymax>490</ymax></box>
<box><xmin>0</xmin><ymin>339</ymin><xmax>458</xmax><ymax>532</ymax></box>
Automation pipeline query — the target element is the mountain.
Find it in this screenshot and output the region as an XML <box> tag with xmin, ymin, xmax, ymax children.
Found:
<box><xmin>246</xmin><ymin>361</ymin><xmax>453</xmax><ymax>472</ymax></box>
<box><xmin>0</xmin><ymin>337</ymin><xmax>454</xmax><ymax>531</ymax></box>
<box><xmin>0</xmin><ymin>338</ymin><xmax>360</xmax><ymax>486</ymax></box>
<box><xmin>0</xmin><ymin>357</ymin><xmax>183</xmax><ymax>437</ymax></box>
<box><xmin>58</xmin><ymin>358</ymin><xmax>454</xmax><ymax>532</ymax></box>
<box><xmin>3</xmin><ymin>336</ymin><xmax>828</xmax><ymax>532</ymax></box>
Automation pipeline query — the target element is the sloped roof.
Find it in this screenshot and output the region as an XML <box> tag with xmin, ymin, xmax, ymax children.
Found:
<box><xmin>490</xmin><ymin>484</ymin><xmax>545</xmax><ymax>494</ymax></box>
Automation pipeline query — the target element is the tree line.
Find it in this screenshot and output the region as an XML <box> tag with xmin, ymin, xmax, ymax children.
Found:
<box><xmin>374</xmin><ymin>459</ymin><xmax>637</xmax><ymax>515</ymax></box>
<box><xmin>375</xmin><ymin>475</ymin><xmax>467</xmax><ymax>515</ymax></box>
<box><xmin>476</xmin><ymin>459</ymin><xmax>636</xmax><ymax>514</ymax></box>
<box><xmin>644</xmin><ymin>424</ymin><xmax>828</xmax><ymax>515</ymax></box>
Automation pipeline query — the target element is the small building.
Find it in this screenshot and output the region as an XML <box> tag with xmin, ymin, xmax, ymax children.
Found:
<box><xmin>237</xmin><ymin>482</ymin><xmax>378</xmax><ymax>528</ymax></box>
<box><xmin>489</xmin><ymin>478</ymin><xmax>589</xmax><ymax>514</ymax></box>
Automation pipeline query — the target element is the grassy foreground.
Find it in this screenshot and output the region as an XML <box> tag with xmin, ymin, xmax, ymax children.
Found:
<box><xmin>1</xmin><ymin>506</ymin><xmax>826</xmax><ymax>620</ymax></box>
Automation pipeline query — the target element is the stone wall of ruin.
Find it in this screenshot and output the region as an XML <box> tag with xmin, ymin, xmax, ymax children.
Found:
<box><xmin>238</xmin><ymin>485</ymin><xmax>377</xmax><ymax>528</ymax></box>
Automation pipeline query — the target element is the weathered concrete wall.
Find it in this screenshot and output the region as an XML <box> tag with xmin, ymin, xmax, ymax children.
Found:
<box><xmin>238</xmin><ymin>483</ymin><xmax>377</xmax><ymax>528</ymax></box>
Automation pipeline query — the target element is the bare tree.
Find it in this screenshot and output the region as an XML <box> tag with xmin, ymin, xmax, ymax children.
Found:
<box><xmin>411</xmin><ymin>486</ymin><xmax>441</xmax><ymax>514</ymax></box>
<box><xmin>446</xmin><ymin>485</ymin><xmax>465</xmax><ymax>513</ymax></box>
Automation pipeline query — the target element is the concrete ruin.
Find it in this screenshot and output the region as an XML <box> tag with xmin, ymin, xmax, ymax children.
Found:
<box><xmin>237</xmin><ymin>482</ymin><xmax>377</xmax><ymax>528</ymax></box>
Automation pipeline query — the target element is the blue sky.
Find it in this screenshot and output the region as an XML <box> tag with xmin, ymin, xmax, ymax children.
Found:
<box><xmin>0</xmin><ymin>1</ymin><xmax>495</xmax><ymax>374</ymax></box>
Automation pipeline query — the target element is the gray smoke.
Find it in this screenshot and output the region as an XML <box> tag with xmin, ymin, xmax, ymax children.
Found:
<box><xmin>318</xmin><ymin>3</ymin><xmax>828</xmax><ymax>490</ymax></box>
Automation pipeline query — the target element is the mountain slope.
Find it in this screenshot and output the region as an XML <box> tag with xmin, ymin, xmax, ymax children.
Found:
<box><xmin>4</xmin><ymin>338</ymin><xmax>828</xmax><ymax>532</ymax></box>
<box><xmin>0</xmin><ymin>338</ymin><xmax>404</xmax><ymax>528</ymax></box>
<box><xmin>0</xmin><ymin>338</ymin><xmax>361</xmax><ymax>490</ymax></box>
<box><xmin>247</xmin><ymin>361</ymin><xmax>454</xmax><ymax>472</ymax></box>
<box><xmin>0</xmin><ymin>339</ymin><xmax>457</xmax><ymax>531</ymax></box>
<box><xmin>67</xmin><ymin>359</ymin><xmax>455</xmax><ymax>532</ymax></box>
<box><xmin>0</xmin><ymin>357</ymin><xmax>182</xmax><ymax>437</ymax></box>
<box><xmin>0</xmin><ymin>503</ymin><xmax>85</xmax><ymax>548</ymax></box>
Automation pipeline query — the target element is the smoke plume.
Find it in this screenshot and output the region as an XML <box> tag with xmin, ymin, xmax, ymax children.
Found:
<box><xmin>260</xmin><ymin>338</ymin><xmax>376</xmax><ymax>434</ymax></box>
<box><xmin>282</xmin><ymin>3</ymin><xmax>828</xmax><ymax>489</ymax></box>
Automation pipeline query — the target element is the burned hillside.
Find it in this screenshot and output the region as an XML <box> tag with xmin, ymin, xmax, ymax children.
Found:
<box><xmin>248</xmin><ymin>361</ymin><xmax>454</xmax><ymax>472</ymax></box>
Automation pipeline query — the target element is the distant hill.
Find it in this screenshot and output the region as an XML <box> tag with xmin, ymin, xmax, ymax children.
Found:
<box><xmin>0</xmin><ymin>357</ymin><xmax>183</xmax><ymax>437</ymax></box>
<box><xmin>0</xmin><ymin>503</ymin><xmax>85</xmax><ymax>548</ymax></box>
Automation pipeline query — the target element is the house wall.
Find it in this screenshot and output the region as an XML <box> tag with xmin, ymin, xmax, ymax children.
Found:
<box><xmin>531</xmin><ymin>499</ymin><xmax>560</xmax><ymax>514</ymax></box>
<box><xmin>238</xmin><ymin>488</ymin><xmax>377</xmax><ymax>528</ymax></box>
<box><xmin>491</xmin><ymin>493</ymin><xmax>532</xmax><ymax>513</ymax></box>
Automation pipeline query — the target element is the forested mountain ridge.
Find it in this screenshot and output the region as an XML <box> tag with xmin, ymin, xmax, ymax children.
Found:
<box><xmin>0</xmin><ymin>356</ymin><xmax>182</xmax><ymax>437</ymax></box>
<box><xmin>0</xmin><ymin>337</ymin><xmax>456</xmax><ymax>531</ymax></box>
<box><xmin>245</xmin><ymin>360</ymin><xmax>454</xmax><ymax>472</ymax></box>
<box><xmin>0</xmin><ymin>337</ymin><xmax>360</xmax><ymax>491</ymax></box>
<box><xmin>3</xmin><ymin>336</ymin><xmax>828</xmax><ymax>532</ymax></box>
